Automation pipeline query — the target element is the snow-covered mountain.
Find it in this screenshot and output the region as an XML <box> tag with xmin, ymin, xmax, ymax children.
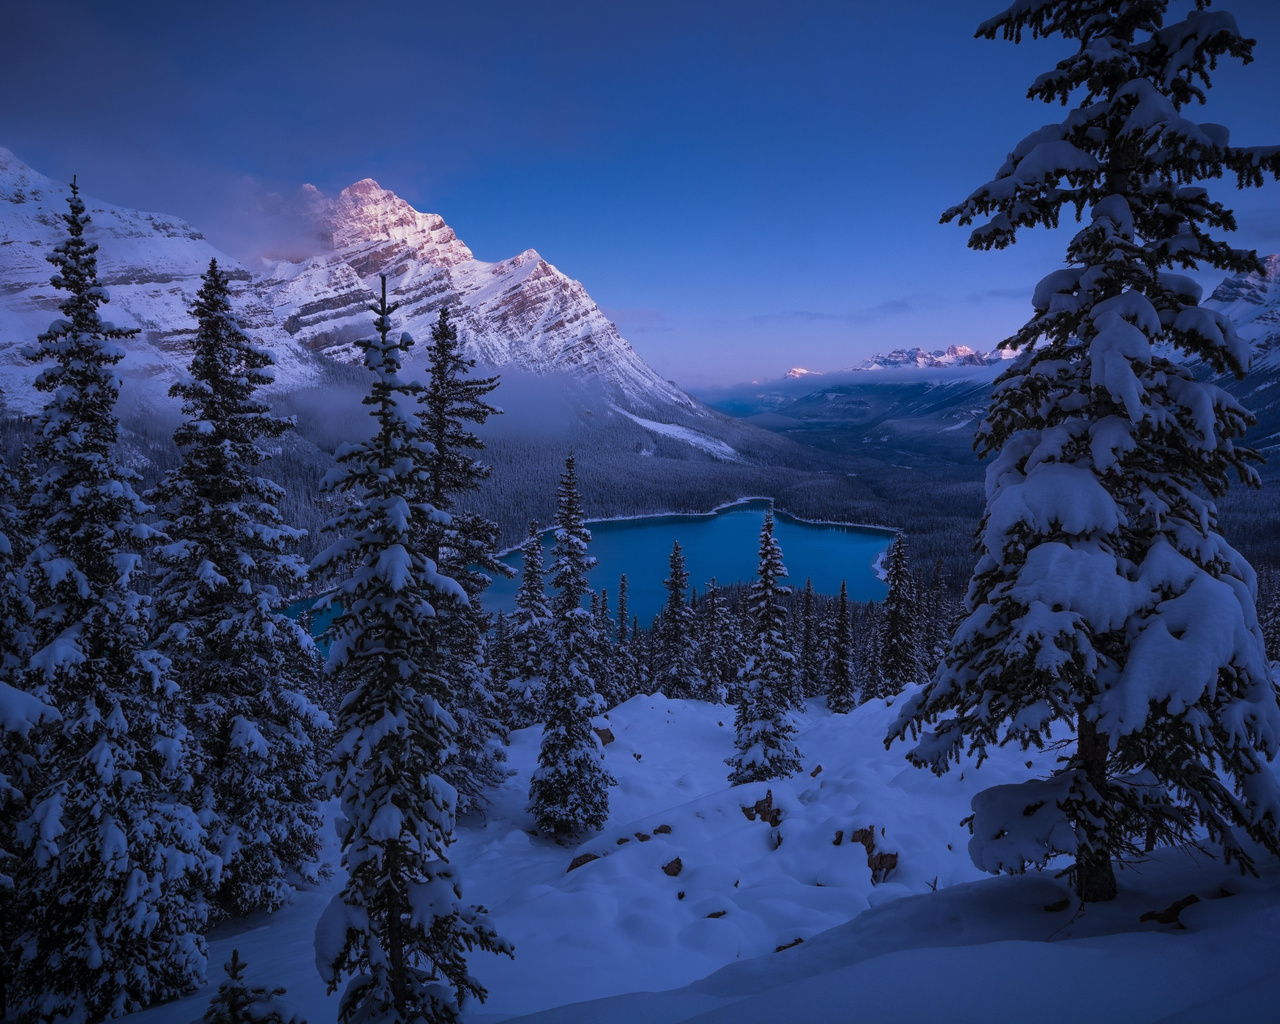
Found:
<box><xmin>0</xmin><ymin>148</ymin><xmax>693</xmax><ymax>416</ymax></box>
<box><xmin>0</xmin><ymin>149</ymin><xmax>317</xmax><ymax>414</ymax></box>
<box><xmin>844</xmin><ymin>344</ymin><xmax>1001</xmax><ymax>372</ymax></box>
<box><xmin>1205</xmin><ymin>253</ymin><xmax>1280</xmax><ymax>366</ymax></box>
<box><xmin>1203</xmin><ymin>254</ymin><xmax>1280</xmax><ymax>453</ymax></box>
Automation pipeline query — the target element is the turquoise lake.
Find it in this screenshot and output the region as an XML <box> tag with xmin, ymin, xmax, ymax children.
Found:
<box><xmin>288</xmin><ymin>500</ymin><xmax>894</xmax><ymax>635</ymax></box>
<box><xmin>484</xmin><ymin>499</ymin><xmax>893</xmax><ymax>625</ymax></box>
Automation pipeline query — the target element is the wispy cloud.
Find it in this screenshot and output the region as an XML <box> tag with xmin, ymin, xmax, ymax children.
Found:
<box><xmin>754</xmin><ymin>286</ymin><xmax>1030</xmax><ymax>327</ymax></box>
<box><xmin>753</xmin><ymin>297</ymin><xmax>922</xmax><ymax>327</ymax></box>
<box><xmin>967</xmin><ymin>287</ymin><xmax>1028</xmax><ymax>302</ymax></box>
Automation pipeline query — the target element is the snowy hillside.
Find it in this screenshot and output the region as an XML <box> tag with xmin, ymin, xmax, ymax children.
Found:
<box><xmin>0</xmin><ymin>148</ymin><xmax>318</xmax><ymax>413</ymax></box>
<box><xmin>0</xmin><ymin>148</ymin><xmax>693</xmax><ymax>415</ymax></box>
<box><xmin>127</xmin><ymin>692</ymin><xmax>1280</xmax><ymax>1024</ymax></box>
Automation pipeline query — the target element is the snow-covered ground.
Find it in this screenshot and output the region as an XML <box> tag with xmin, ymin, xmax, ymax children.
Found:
<box><xmin>132</xmin><ymin>692</ymin><xmax>1280</xmax><ymax>1024</ymax></box>
<box><xmin>612</xmin><ymin>408</ymin><xmax>741</xmax><ymax>461</ymax></box>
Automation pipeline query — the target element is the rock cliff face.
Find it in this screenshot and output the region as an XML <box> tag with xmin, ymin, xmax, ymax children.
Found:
<box><xmin>0</xmin><ymin>150</ymin><xmax>693</xmax><ymax>415</ymax></box>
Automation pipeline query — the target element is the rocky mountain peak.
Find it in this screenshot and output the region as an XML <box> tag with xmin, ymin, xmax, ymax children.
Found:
<box><xmin>0</xmin><ymin>148</ymin><xmax>696</xmax><ymax>416</ymax></box>
<box><xmin>322</xmin><ymin>177</ymin><xmax>474</xmax><ymax>267</ymax></box>
<box><xmin>1207</xmin><ymin>253</ymin><xmax>1280</xmax><ymax>309</ymax></box>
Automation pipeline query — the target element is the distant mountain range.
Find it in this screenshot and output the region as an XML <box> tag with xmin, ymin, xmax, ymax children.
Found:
<box><xmin>695</xmin><ymin>263</ymin><xmax>1280</xmax><ymax>469</ymax></box>
<box><xmin>0</xmin><ymin>148</ymin><xmax>692</xmax><ymax>416</ymax></box>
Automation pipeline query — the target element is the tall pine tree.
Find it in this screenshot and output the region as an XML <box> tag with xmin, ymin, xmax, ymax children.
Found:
<box><xmin>877</xmin><ymin>536</ymin><xmax>922</xmax><ymax>699</ymax></box>
<box><xmin>313</xmin><ymin>277</ymin><xmax>509</xmax><ymax>1023</ymax></box>
<box><xmin>527</xmin><ymin>454</ymin><xmax>616</xmax><ymax>836</ymax></box>
<box><xmin>0</xmin><ymin>452</ymin><xmax>54</xmax><ymax>1018</ymax></box>
<box><xmin>506</xmin><ymin>522</ymin><xmax>552</xmax><ymax>729</ymax></box>
<box><xmin>654</xmin><ymin>541</ymin><xmax>703</xmax><ymax>700</ymax></box>
<box><xmin>13</xmin><ymin>179</ymin><xmax>211</xmax><ymax>1020</ymax></box>
<box><xmin>727</xmin><ymin>511</ymin><xmax>802</xmax><ymax>785</ymax></box>
<box><xmin>418</xmin><ymin>304</ymin><xmax>512</xmax><ymax>815</ymax></box>
<box><xmin>151</xmin><ymin>258</ymin><xmax>326</xmax><ymax>919</ymax></box>
<box><xmin>890</xmin><ymin>2</ymin><xmax>1280</xmax><ymax>902</ymax></box>
<box><xmin>827</xmin><ymin>580</ymin><xmax>857</xmax><ymax>714</ymax></box>
<box><xmin>696</xmin><ymin>577</ymin><xmax>734</xmax><ymax>705</ymax></box>
<box><xmin>796</xmin><ymin>578</ymin><xmax>822</xmax><ymax>698</ymax></box>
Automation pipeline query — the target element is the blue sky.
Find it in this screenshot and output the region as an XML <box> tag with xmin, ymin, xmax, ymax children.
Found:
<box><xmin>4</xmin><ymin>1</ymin><xmax>1280</xmax><ymax>386</ymax></box>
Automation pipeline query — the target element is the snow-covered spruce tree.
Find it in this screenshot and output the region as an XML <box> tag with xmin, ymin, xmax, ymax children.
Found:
<box><xmin>727</xmin><ymin>511</ymin><xmax>802</xmax><ymax>785</ymax></box>
<box><xmin>490</xmin><ymin>611</ymin><xmax>514</xmax><ymax>694</ymax></box>
<box><xmin>528</xmin><ymin>454</ymin><xmax>616</xmax><ymax>837</ymax></box>
<box><xmin>877</xmin><ymin>536</ymin><xmax>922</xmax><ymax>699</ymax></box>
<box><xmin>417</xmin><ymin>305</ymin><xmax>512</xmax><ymax>815</ymax></box>
<box><xmin>0</xmin><ymin>454</ymin><xmax>55</xmax><ymax>1020</ymax></box>
<box><xmin>654</xmin><ymin>541</ymin><xmax>704</xmax><ymax>699</ymax></box>
<box><xmin>506</xmin><ymin>522</ymin><xmax>552</xmax><ymax>729</ymax></box>
<box><xmin>796</xmin><ymin>578</ymin><xmax>822</xmax><ymax>698</ymax></box>
<box><xmin>0</xmin><ymin>681</ymin><xmax>55</xmax><ymax>1022</ymax></box>
<box><xmin>0</xmin><ymin>449</ymin><xmax>38</xmax><ymax>882</ymax></box>
<box><xmin>0</xmin><ymin>452</ymin><xmax>31</xmax><ymax>692</ymax></box>
<box><xmin>916</xmin><ymin>558</ymin><xmax>956</xmax><ymax>678</ymax></box>
<box><xmin>856</xmin><ymin>605</ymin><xmax>883</xmax><ymax>704</ymax></box>
<box><xmin>695</xmin><ymin>577</ymin><xmax>734</xmax><ymax>704</ymax></box>
<box><xmin>610</xmin><ymin>574</ymin><xmax>640</xmax><ymax>703</ymax></box>
<box><xmin>889</xmin><ymin>2</ymin><xmax>1280</xmax><ymax>903</ymax></box>
<box><xmin>420</xmin><ymin>305</ymin><xmax>501</xmax><ymax>518</ymax></box>
<box><xmin>150</xmin><ymin>258</ymin><xmax>326</xmax><ymax>919</ymax></box>
<box><xmin>432</xmin><ymin>532</ymin><xmax>511</xmax><ymax>819</ymax></box>
<box><xmin>13</xmin><ymin>180</ymin><xmax>211</xmax><ymax>1019</ymax></box>
<box><xmin>202</xmin><ymin>949</ymin><xmax>305</xmax><ymax>1024</ymax></box>
<box><xmin>313</xmin><ymin>277</ymin><xmax>509</xmax><ymax>1024</ymax></box>
<box><xmin>590</xmin><ymin>588</ymin><xmax>624</xmax><ymax>710</ymax></box>
<box><xmin>827</xmin><ymin>580</ymin><xmax>857</xmax><ymax>714</ymax></box>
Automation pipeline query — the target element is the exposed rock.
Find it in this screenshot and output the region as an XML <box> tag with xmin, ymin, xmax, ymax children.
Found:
<box><xmin>741</xmin><ymin>789</ymin><xmax>783</xmax><ymax>827</ymax></box>
<box><xmin>592</xmin><ymin>726</ymin><xmax>615</xmax><ymax>746</ymax></box>
<box><xmin>1140</xmin><ymin>894</ymin><xmax>1201</xmax><ymax>928</ymax></box>
<box><xmin>849</xmin><ymin>824</ymin><xmax>898</xmax><ymax>883</ymax></box>
<box><xmin>567</xmin><ymin>853</ymin><xmax>599</xmax><ymax>873</ymax></box>
<box><xmin>653</xmin><ymin>824</ymin><xmax>672</xmax><ymax>834</ymax></box>
<box><xmin>867</xmin><ymin>851</ymin><xmax>898</xmax><ymax>881</ymax></box>
<box><xmin>809</xmin><ymin>764</ymin><xmax>823</xmax><ymax>777</ymax></box>
<box><xmin>616</xmin><ymin>837</ymin><xmax>631</xmax><ymax>845</ymax></box>
<box><xmin>706</xmin><ymin>910</ymin><xmax>727</xmax><ymax>919</ymax></box>
<box><xmin>662</xmin><ymin>857</ymin><xmax>683</xmax><ymax>877</ymax></box>
<box><xmin>774</xmin><ymin>937</ymin><xmax>804</xmax><ymax>953</ymax></box>
<box><xmin>635</xmin><ymin>832</ymin><xmax>651</xmax><ymax>842</ymax></box>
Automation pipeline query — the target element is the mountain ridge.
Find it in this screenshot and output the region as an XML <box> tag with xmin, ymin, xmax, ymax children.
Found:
<box><xmin>0</xmin><ymin>148</ymin><xmax>692</xmax><ymax>416</ymax></box>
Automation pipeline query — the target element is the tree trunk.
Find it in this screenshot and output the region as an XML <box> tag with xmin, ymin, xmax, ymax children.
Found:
<box><xmin>386</xmin><ymin>843</ymin><xmax>407</xmax><ymax>1017</ymax></box>
<box><xmin>1076</xmin><ymin>716</ymin><xmax>1118</xmax><ymax>902</ymax></box>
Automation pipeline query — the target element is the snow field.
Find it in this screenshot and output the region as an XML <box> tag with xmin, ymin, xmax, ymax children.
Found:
<box><xmin>127</xmin><ymin>687</ymin><xmax>1280</xmax><ymax>1023</ymax></box>
<box><xmin>132</xmin><ymin>689</ymin><xmax>1070</xmax><ymax>1022</ymax></box>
